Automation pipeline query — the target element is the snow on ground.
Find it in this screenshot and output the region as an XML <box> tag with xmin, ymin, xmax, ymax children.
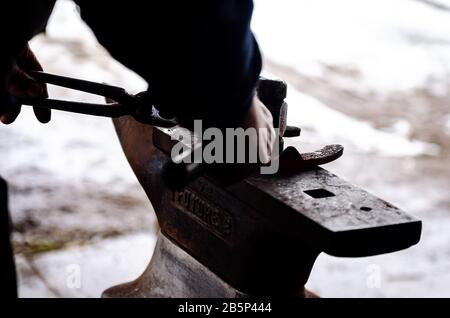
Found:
<box><xmin>1</xmin><ymin>0</ymin><xmax>156</xmax><ymax>266</ymax></box>
<box><xmin>1</xmin><ymin>0</ymin><xmax>450</xmax><ymax>297</ymax></box>
<box><xmin>253</xmin><ymin>0</ymin><xmax>450</xmax><ymax>297</ymax></box>
<box><xmin>253</xmin><ymin>0</ymin><xmax>450</xmax><ymax>95</ymax></box>
<box><xmin>17</xmin><ymin>233</ymin><xmax>155</xmax><ymax>298</ymax></box>
<box><xmin>445</xmin><ymin>114</ymin><xmax>450</xmax><ymax>134</ymax></box>
<box><xmin>3</xmin><ymin>1</ymin><xmax>148</xmax><ymax>188</ymax></box>
<box><xmin>283</xmin><ymin>83</ymin><xmax>440</xmax><ymax>156</ymax></box>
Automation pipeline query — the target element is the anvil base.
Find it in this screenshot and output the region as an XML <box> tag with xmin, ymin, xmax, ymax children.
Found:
<box><xmin>102</xmin><ymin>232</ymin><xmax>248</xmax><ymax>298</ymax></box>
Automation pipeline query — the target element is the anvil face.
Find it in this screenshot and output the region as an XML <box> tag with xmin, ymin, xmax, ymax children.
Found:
<box><xmin>155</xmin><ymin>154</ymin><xmax>421</xmax><ymax>295</ymax></box>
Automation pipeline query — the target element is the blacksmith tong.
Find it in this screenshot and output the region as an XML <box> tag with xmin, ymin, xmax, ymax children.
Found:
<box><xmin>20</xmin><ymin>71</ymin><xmax>343</xmax><ymax>189</ymax></box>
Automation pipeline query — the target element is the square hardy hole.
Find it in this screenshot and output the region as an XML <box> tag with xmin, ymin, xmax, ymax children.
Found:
<box><xmin>304</xmin><ymin>188</ymin><xmax>335</xmax><ymax>199</ymax></box>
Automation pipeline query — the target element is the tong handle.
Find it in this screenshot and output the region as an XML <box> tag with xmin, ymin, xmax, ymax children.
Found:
<box><xmin>20</xmin><ymin>97</ymin><xmax>129</xmax><ymax>118</ymax></box>
<box><xmin>29</xmin><ymin>71</ymin><xmax>131</xmax><ymax>103</ymax></box>
<box><xmin>20</xmin><ymin>71</ymin><xmax>137</xmax><ymax>118</ymax></box>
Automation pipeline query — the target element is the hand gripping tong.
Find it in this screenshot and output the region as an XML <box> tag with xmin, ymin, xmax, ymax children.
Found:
<box><xmin>20</xmin><ymin>71</ymin><xmax>177</xmax><ymax>128</ymax></box>
<box><xmin>19</xmin><ymin>72</ymin><xmax>344</xmax><ymax>190</ymax></box>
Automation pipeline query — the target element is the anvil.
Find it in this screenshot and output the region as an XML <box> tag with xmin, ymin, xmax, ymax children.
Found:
<box><xmin>102</xmin><ymin>79</ymin><xmax>421</xmax><ymax>297</ymax></box>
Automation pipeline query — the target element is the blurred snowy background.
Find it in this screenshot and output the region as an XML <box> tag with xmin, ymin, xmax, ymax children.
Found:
<box><xmin>1</xmin><ymin>0</ymin><xmax>450</xmax><ymax>297</ymax></box>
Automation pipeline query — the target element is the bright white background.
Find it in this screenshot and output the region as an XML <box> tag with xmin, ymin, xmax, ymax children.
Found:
<box><xmin>1</xmin><ymin>0</ymin><xmax>450</xmax><ymax>297</ymax></box>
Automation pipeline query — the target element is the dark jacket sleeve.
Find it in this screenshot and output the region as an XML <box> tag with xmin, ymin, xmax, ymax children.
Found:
<box><xmin>0</xmin><ymin>0</ymin><xmax>55</xmax><ymax>111</ymax></box>
<box><xmin>75</xmin><ymin>0</ymin><xmax>262</xmax><ymax>128</ymax></box>
<box><xmin>0</xmin><ymin>1</ymin><xmax>55</xmax><ymax>81</ymax></box>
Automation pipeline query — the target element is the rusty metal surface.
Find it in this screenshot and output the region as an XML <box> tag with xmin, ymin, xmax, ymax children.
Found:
<box><xmin>147</xmin><ymin>97</ymin><xmax>421</xmax><ymax>294</ymax></box>
<box><xmin>105</xmin><ymin>78</ymin><xmax>422</xmax><ymax>297</ymax></box>
<box><xmin>107</xmin><ymin>128</ymin><xmax>422</xmax><ymax>296</ymax></box>
<box><xmin>229</xmin><ymin>168</ymin><xmax>421</xmax><ymax>257</ymax></box>
<box><xmin>155</xmin><ymin>165</ymin><xmax>421</xmax><ymax>294</ymax></box>
<box><xmin>279</xmin><ymin>145</ymin><xmax>344</xmax><ymax>171</ymax></box>
<box><xmin>102</xmin><ymin>232</ymin><xmax>248</xmax><ymax>298</ymax></box>
<box><xmin>159</xmin><ymin>176</ymin><xmax>318</xmax><ymax>296</ymax></box>
<box><xmin>150</xmin><ymin>125</ymin><xmax>421</xmax><ymax>294</ymax></box>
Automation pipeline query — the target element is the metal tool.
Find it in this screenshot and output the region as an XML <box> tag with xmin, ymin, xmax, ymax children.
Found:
<box><xmin>21</xmin><ymin>71</ymin><xmax>177</xmax><ymax>127</ymax></box>
<box><xmin>20</xmin><ymin>72</ymin><xmax>343</xmax><ymax>189</ymax></box>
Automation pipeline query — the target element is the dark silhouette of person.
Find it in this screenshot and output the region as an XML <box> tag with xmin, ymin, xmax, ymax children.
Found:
<box><xmin>0</xmin><ymin>1</ymin><xmax>275</xmax><ymax>297</ymax></box>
